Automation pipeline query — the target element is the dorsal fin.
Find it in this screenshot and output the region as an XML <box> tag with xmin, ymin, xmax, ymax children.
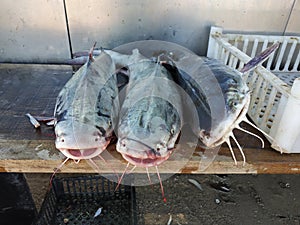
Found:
<box><xmin>87</xmin><ymin>42</ymin><xmax>97</xmax><ymax>66</ymax></box>
<box><xmin>240</xmin><ymin>42</ymin><xmax>279</xmax><ymax>73</ymax></box>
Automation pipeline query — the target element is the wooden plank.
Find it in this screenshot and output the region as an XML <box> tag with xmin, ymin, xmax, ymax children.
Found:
<box><xmin>0</xmin><ymin>63</ymin><xmax>300</xmax><ymax>174</ymax></box>
<box><xmin>0</xmin><ymin>141</ymin><xmax>300</xmax><ymax>174</ymax></box>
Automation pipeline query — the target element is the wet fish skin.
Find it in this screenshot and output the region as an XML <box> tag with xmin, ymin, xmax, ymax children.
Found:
<box><xmin>116</xmin><ymin>56</ymin><xmax>182</xmax><ymax>167</ymax></box>
<box><xmin>54</xmin><ymin>51</ymin><xmax>119</xmax><ymax>160</ymax></box>
<box><xmin>175</xmin><ymin>57</ymin><xmax>250</xmax><ymax>148</ymax></box>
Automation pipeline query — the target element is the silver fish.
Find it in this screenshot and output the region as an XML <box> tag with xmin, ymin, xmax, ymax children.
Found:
<box><xmin>54</xmin><ymin>49</ymin><xmax>118</xmax><ymax>161</ymax></box>
<box><xmin>113</xmin><ymin>50</ymin><xmax>183</xmax><ymax>202</ymax></box>
<box><xmin>111</xmin><ymin>40</ymin><xmax>278</xmax><ymax>165</ymax></box>
<box><xmin>173</xmin><ymin>43</ymin><xmax>279</xmax><ymax>164</ymax></box>
<box><xmin>116</xmin><ymin>54</ymin><xmax>182</xmax><ymax>168</ymax></box>
<box><xmin>175</xmin><ymin>57</ymin><xmax>252</xmax><ymax>163</ymax></box>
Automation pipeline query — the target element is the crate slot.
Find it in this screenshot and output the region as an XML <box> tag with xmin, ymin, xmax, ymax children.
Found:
<box><xmin>208</xmin><ymin>26</ymin><xmax>300</xmax><ymax>153</ymax></box>
<box><xmin>34</xmin><ymin>175</ymin><xmax>137</xmax><ymax>225</ymax></box>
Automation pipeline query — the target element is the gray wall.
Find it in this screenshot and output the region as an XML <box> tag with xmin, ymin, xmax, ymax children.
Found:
<box><xmin>0</xmin><ymin>0</ymin><xmax>299</xmax><ymax>63</ymax></box>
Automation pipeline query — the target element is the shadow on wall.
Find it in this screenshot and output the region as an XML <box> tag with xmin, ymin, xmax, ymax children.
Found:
<box><xmin>0</xmin><ymin>0</ymin><xmax>298</xmax><ymax>63</ymax></box>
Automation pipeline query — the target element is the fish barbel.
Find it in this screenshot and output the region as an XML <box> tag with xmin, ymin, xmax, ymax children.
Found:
<box><xmin>172</xmin><ymin>43</ymin><xmax>280</xmax><ymax>164</ymax></box>
<box><xmin>116</xmin><ymin>54</ymin><xmax>183</xmax><ymax>168</ymax></box>
<box><xmin>111</xmin><ymin>40</ymin><xmax>279</xmax><ymax>165</ymax></box>
<box><xmin>54</xmin><ymin>48</ymin><xmax>119</xmax><ymax>161</ymax></box>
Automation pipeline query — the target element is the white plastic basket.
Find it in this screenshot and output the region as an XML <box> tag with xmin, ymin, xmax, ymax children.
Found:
<box><xmin>207</xmin><ymin>26</ymin><xmax>300</xmax><ymax>153</ymax></box>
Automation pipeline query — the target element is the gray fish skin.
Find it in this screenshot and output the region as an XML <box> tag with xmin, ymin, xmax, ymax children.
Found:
<box><xmin>198</xmin><ymin>58</ymin><xmax>249</xmax><ymax>147</ymax></box>
<box><xmin>116</xmin><ymin>55</ymin><xmax>182</xmax><ymax>167</ymax></box>
<box><xmin>54</xmin><ymin>51</ymin><xmax>118</xmax><ymax>160</ymax></box>
<box><xmin>175</xmin><ymin>57</ymin><xmax>249</xmax><ymax>148</ymax></box>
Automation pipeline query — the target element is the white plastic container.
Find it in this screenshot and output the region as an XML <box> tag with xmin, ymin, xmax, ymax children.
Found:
<box><xmin>207</xmin><ymin>26</ymin><xmax>300</xmax><ymax>153</ymax></box>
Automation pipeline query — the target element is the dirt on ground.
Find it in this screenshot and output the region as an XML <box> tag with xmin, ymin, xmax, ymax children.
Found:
<box><xmin>25</xmin><ymin>173</ymin><xmax>300</xmax><ymax>225</ymax></box>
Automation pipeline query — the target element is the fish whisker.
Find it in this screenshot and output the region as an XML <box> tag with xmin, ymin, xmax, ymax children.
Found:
<box><xmin>146</xmin><ymin>167</ymin><xmax>153</xmax><ymax>186</ymax></box>
<box><xmin>115</xmin><ymin>162</ymin><xmax>130</xmax><ymax>192</ymax></box>
<box><xmin>97</xmin><ymin>154</ymin><xmax>120</xmax><ymax>181</ymax></box>
<box><xmin>230</xmin><ymin>132</ymin><xmax>246</xmax><ymax>166</ymax></box>
<box><xmin>128</xmin><ymin>165</ymin><xmax>137</xmax><ymax>174</ymax></box>
<box><xmin>243</xmin><ymin>117</ymin><xmax>283</xmax><ymax>153</ymax></box>
<box><xmin>155</xmin><ymin>166</ymin><xmax>167</xmax><ymax>203</ymax></box>
<box><xmin>73</xmin><ymin>159</ymin><xmax>80</xmax><ymax>164</ymax></box>
<box><xmin>236</xmin><ymin>124</ymin><xmax>265</xmax><ymax>148</ymax></box>
<box><xmin>50</xmin><ymin>157</ymin><xmax>70</xmax><ymax>186</ymax></box>
<box><xmin>225</xmin><ymin>137</ymin><xmax>238</xmax><ymax>165</ymax></box>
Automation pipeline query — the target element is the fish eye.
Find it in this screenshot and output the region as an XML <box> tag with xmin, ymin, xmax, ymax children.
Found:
<box><xmin>170</xmin><ymin>128</ymin><xmax>175</xmax><ymax>135</ymax></box>
<box><xmin>121</xmin><ymin>140</ymin><xmax>126</xmax><ymax>147</ymax></box>
<box><xmin>156</xmin><ymin>147</ymin><xmax>160</xmax><ymax>152</ymax></box>
<box><xmin>57</xmin><ymin>135</ymin><xmax>65</xmax><ymax>143</ymax></box>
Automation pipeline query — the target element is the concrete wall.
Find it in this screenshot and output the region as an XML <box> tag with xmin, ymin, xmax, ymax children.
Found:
<box><xmin>0</xmin><ymin>0</ymin><xmax>70</xmax><ymax>63</ymax></box>
<box><xmin>0</xmin><ymin>0</ymin><xmax>299</xmax><ymax>63</ymax></box>
<box><xmin>285</xmin><ymin>0</ymin><xmax>300</xmax><ymax>34</ymax></box>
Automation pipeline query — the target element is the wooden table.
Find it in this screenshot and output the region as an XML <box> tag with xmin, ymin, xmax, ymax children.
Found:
<box><xmin>1</xmin><ymin>63</ymin><xmax>300</xmax><ymax>174</ymax></box>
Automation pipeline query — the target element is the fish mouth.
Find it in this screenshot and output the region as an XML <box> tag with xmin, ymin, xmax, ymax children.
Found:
<box><xmin>59</xmin><ymin>147</ymin><xmax>105</xmax><ymax>160</ymax></box>
<box><xmin>121</xmin><ymin>152</ymin><xmax>173</xmax><ymax>167</ymax></box>
<box><xmin>201</xmin><ymin>94</ymin><xmax>251</xmax><ymax>147</ymax></box>
<box><xmin>116</xmin><ymin>138</ymin><xmax>175</xmax><ymax>167</ymax></box>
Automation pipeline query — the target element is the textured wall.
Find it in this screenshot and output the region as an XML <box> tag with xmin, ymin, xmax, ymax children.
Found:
<box><xmin>285</xmin><ymin>0</ymin><xmax>300</xmax><ymax>34</ymax></box>
<box><xmin>0</xmin><ymin>0</ymin><xmax>299</xmax><ymax>63</ymax></box>
<box><xmin>0</xmin><ymin>0</ymin><xmax>70</xmax><ymax>63</ymax></box>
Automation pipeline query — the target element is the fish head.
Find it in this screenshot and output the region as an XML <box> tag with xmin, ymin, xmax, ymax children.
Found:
<box><xmin>199</xmin><ymin>89</ymin><xmax>250</xmax><ymax>147</ymax></box>
<box><xmin>117</xmin><ymin>114</ymin><xmax>180</xmax><ymax>168</ymax></box>
<box><xmin>54</xmin><ymin>120</ymin><xmax>110</xmax><ymax>160</ymax></box>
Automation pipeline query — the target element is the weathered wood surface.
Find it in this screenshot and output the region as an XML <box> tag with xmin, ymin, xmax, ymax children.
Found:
<box><xmin>1</xmin><ymin>63</ymin><xmax>300</xmax><ymax>174</ymax></box>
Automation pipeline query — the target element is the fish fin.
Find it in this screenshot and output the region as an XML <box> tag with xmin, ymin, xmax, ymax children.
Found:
<box><xmin>87</xmin><ymin>42</ymin><xmax>97</xmax><ymax>65</ymax></box>
<box><xmin>240</xmin><ymin>42</ymin><xmax>280</xmax><ymax>73</ymax></box>
<box><xmin>25</xmin><ymin>113</ymin><xmax>41</xmax><ymax>128</ymax></box>
<box><xmin>34</xmin><ymin>116</ymin><xmax>56</xmax><ymax>122</ymax></box>
<box><xmin>46</xmin><ymin>119</ymin><xmax>56</xmax><ymax>126</ymax></box>
<box><xmin>26</xmin><ymin>114</ymin><xmax>56</xmax><ymax>127</ymax></box>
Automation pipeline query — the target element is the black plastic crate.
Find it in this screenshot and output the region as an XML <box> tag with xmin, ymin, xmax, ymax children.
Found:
<box><xmin>33</xmin><ymin>175</ymin><xmax>137</xmax><ymax>225</ymax></box>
